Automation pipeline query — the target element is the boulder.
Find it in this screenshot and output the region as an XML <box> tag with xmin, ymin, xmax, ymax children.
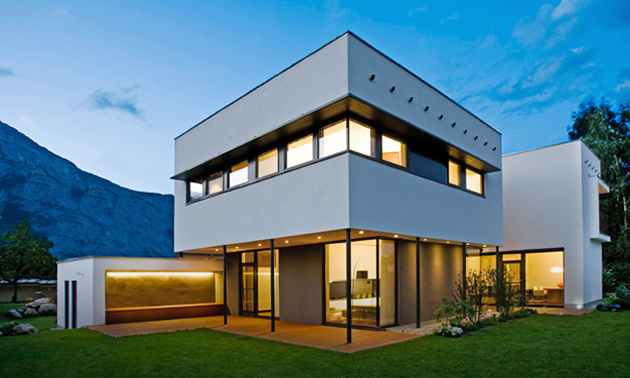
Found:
<box><xmin>16</xmin><ymin>307</ymin><xmax>26</xmax><ymax>314</ymax></box>
<box><xmin>23</xmin><ymin>308</ymin><xmax>40</xmax><ymax>317</ymax></box>
<box><xmin>25</xmin><ymin>302</ymin><xmax>40</xmax><ymax>310</ymax></box>
<box><xmin>39</xmin><ymin>303</ymin><xmax>57</xmax><ymax>316</ymax></box>
<box><xmin>7</xmin><ymin>309</ymin><xmax>22</xmax><ymax>319</ymax></box>
<box><xmin>12</xmin><ymin>323</ymin><xmax>38</xmax><ymax>335</ymax></box>
<box><xmin>33</xmin><ymin>298</ymin><xmax>51</xmax><ymax>306</ymax></box>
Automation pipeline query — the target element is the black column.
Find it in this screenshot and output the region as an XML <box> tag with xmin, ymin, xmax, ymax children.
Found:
<box><xmin>223</xmin><ymin>245</ymin><xmax>227</xmax><ymax>325</ymax></box>
<box><xmin>271</xmin><ymin>239</ymin><xmax>275</xmax><ymax>332</ymax></box>
<box><xmin>495</xmin><ymin>246</ymin><xmax>501</xmax><ymax>272</ymax></box>
<box><xmin>71</xmin><ymin>280</ymin><xmax>77</xmax><ymax>329</ymax></box>
<box><xmin>346</xmin><ymin>229</ymin><xmax>352</xmax><ymax>344</ymax></box>
<box><xmin>416</xmin><ymin>237</ymin><xmax>421</xmax><ymax>328</ymax></box>
<box><xmin>64</xmin><ymin>280</ymin><xmax>69</xmax><ymax>329</ymax></box>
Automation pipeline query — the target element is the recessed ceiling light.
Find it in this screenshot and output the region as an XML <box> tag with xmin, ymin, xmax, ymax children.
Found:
<box><xmin>423</xmin><ymin>238</ymin><xmax>427</xmax><ymax>241</ymax></box>
<box><xmin>317</xmin><ymin>236</ymin><xmax>322</xmax><ymax>239</ymax></box>
<box><xmin>359</xmin><ymin>230</ymin><xmax>364</xmax><ymax>234</ymax></box>
<box><xmin>285</xmin><ymin>240</ymin><xmax>289</xmax><ymax>243</ymax></box>
<box><xmin>446</xmin><ymin>241</ymin><xmax>450</xmax><ymax>244</ymax></box>
<box><xmin>235</xmin><ymin>246</ymin><xmax>239</xmax><ymax>249</ymax></box>
<box><xmin>483</xmin><ymin>245</ymin><xmax>487</xmax><ymax>247</ymax></box>
<box><xmin>466</xmin><ymin>243</ymin><xmax>470</xmax><ymax>245</ymax></box>
<box><xmin>394</xmin><ymin>235</ymin><xmax>399</xmax><ymax>238</ymax></box>
<box><xmin>258</xmin><ymin>243</ymin><xmax>262</xmax><ymax>247</ymax></box>
<box><xmin>215</xmin><ymin>248</ymin><xmax>219</xmax><ymax>252</ymax></box>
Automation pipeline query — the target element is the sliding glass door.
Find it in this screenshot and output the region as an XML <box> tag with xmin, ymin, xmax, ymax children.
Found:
<box><xmin>240</xmin><ymin>250</ymin><xmax>279</xmax><ymax>317</ymax></box>
<box><xmin>325</xmin><ymin>238</ymin><xmax>396</xmax><ymax>328</ymax></box>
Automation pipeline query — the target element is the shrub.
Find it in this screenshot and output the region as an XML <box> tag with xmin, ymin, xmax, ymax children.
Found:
<box><xmin>462</xmin><ymin>323</ymin><xmax>480</xmax><ymax>332</ymax></box>
<box><xmin>488</xmin><ymin>268</ymin><xmax>524</xmax><ymax>317</ymax></box>
<box><xmin>0</xmin><ymin>321</ymin><xmax>19</xmax><ymax>336</ymax></box>
<box><xmin>434</xmin><ymin>323</ymin><xmax>463</xmax><ymax>338</ymax></box>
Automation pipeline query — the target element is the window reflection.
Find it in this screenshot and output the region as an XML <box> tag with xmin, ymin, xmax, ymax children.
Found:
<box><xmin>229</xmin><ymin>161</ymin><xmax>248</xmax><ymax>187</ymax></box>
<box><xmin>208</xmin><ymin>172</ymin><xmax>223</xmax><ymax>195</ymax></box>
<box><xmin>319</xmin><ymin>120</ymin><xmax>347</xmax><ymax>158</ymax></box>
<box><xmin>349</xmin><ymin>119</ymin><xmax>374</xmax><ymax>157</ymax></box>
<box><xmin>257</xmin><ymin>149</ymin><xmax>278</xmax><ymax>178</ymax></box>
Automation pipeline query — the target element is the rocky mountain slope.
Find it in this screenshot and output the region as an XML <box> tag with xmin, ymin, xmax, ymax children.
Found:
<box><xmin>0</xmin><ymin>120</ymin><xmax>174</xmax><ymax>260</ymax></box>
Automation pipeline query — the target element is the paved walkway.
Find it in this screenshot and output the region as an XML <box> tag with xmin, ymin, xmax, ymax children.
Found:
<box><xmin>88</xmin><ymin>315</ymin><xmax>418</xmax><ymax>353</ymax></box>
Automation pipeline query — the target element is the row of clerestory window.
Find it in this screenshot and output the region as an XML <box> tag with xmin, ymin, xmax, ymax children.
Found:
<box><xmin>188</xmin><ymin>117</ymin><xmax>483</xmax><ymax>202</ymax></box>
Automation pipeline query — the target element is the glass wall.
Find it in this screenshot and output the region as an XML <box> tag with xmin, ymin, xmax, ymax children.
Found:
<box><xmin>287</xmin><ymin>134</ymin><xmax>313</xmax><ymax>168</ymax></box>
<box><xmin>319</xmin><ymin>120</ymin><xmax>347</xmax><ymax>158</ymax></box>
<box><xmin>525</xmin><ymin>251</ymin><xmax>564</xmax><ymax>306</ymax></box>
<box><xmin>240</xmin><ymin>250</ymin><xmax>280</xmax><ymax>317</ymax></box>
<box><xmin>325</xmin><ymin>238</ymin><xmax>396</xmax><ymax>328</ymax></box>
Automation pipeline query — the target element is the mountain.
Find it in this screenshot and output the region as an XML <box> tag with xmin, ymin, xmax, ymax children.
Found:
<box><xmin>0</xmin><ymin>120</ymin><xmax>174</xmax><ymax>260</ymax></box>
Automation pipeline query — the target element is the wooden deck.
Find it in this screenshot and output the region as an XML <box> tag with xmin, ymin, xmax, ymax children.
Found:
<box><xmin>88</xmin><ymin>315</ymin><xmax>418</xmax><ymax>353</ymax></box>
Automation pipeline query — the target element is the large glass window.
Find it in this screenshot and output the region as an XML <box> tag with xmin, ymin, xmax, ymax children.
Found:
<box><xmin>257</xmin><ymin>149</ymin><xmax>278</xmax><ymax>178</ymax></box>
<box><xmin>525</xmin><ymin>251</ymin><xmax>563</xmax><ymax>306</ymax></box>
<box><xmin>207</xmin><ymin>171</ymin><xmax>223</xmax><ymax>195</ymax></box>
<box><xmin>189</xmin><ymin>179</ymin><xmax>205</xmax><ymax>201</ymax></box>
<box><xmin>287</xmin><ymin>134</ymin><xmax>313</xmax><ymax>168</ymax></box>
<box><xmin>349</xmin><ymin>119</ymin><xmax>374</xmax><ymax>157</ymax></box>
<box><xmin>382</xmin><ymin>135</ymin><xmax>406</xmax><ymax>167</ymax></box>
<box><xmin>466</xmin><ymin>168</ymin><xmax>483</xmax><ymax>194</ymax></box>
<box><xmin>319</xmin><ymin>120</ymin><xmax>347</xmax><ymax>158</ymax></box>
<box><xmin>229</xmin><ymin>161</ymin><xmax>248</xmax><ymax>187</ymax></box>
<box><xmin>448</xmin><ymin>161</ymin><xmax>461</xmax><ymax>186</ymax></box>
<box><xmin>325</xmin><ymin>238</ymin><xmax>396</xmax><ymax>328</ymax></box>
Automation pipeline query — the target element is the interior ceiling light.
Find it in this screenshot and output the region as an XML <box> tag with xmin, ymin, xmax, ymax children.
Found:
<box><xmin>359</xmin><ymin>230</ymin><xmax>364</xmax><ymax>234</ymax></box>
<box><xmin>285</xmin><ymin>240</ymin><xmax>289</xmax><ymax>243</ymax></box>
<box><xmin>235</xmin><ymin>246</ymin><xmax>239</xmax><ymax>249</ymax></box>
<box><xmin>423</xmin><ymin>238</ymin><xmax>427</xmax><ymax>241</ymax></box>
<box><xmin>258</xmin><ymin>243</ymin><xmax>262</xmax><ymax>247</ymax></box>
<box><xmin>394</xmin><ymin>234</ymin><xmax>399</xmax><ymax>238</ymax></box>
<box><xmin>446</xmin><ymin>241</ymin><xmax>450</xmax><ymax>244</ymax></box>
<box><xmin>317</xmin><ymin>236</ymin><xmax>322</xmax><ymax>239</ymax></box>
<box><xmin>483</xmin><ymin>244</ymin><xmax>487</xmax><ymax>247</ymax></box>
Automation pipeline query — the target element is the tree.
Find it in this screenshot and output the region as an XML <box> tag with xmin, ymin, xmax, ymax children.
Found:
<box><xmin>567</xmin><ymin>99</ymin><xmax>630</xmax><ymax>265</ymax></box>
<box><xmin>0</xmin><ymin>220</ymin><xmax>56</xmax><ymax>303</ymax></box>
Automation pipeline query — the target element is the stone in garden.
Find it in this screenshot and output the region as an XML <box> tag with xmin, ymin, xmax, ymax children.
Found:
<box><xmin>23</xmin><ymin>308</ymin><xmax>39</xmax><ymax>317</ymax></box>
<box><xmin>7</xmin><ymin>309</ymin><xmax>22</xmax><ymax>319</ymax></box>
<box><xmin>33</xmin><ymin>298</ymin><xmax>50</xmax><ymax>306</ymax></box>
<box><xmin>17</xmin><ymin>307</ymin><xmax>26</xmax><ymax>314</ymax></box>
<box><xmin>12</xmin><ymin>323</ymin><xmax>38</xmax><ymax>335</ymax></box>
<box><xmin>25</xmin><ymin>302</ymin><xmax>40</xmax><ymax>310</ymax></box>
<box><xmin>39</xmin><ymin>303</ymin><xmax>57</xmax><ymax>316</ymax></box>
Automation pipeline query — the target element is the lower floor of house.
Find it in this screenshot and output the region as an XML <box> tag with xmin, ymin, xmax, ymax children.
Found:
<box><xmin>57</xmin><ymin>237</ymin><xmax>574</xmax><ymax>330</ymax></box>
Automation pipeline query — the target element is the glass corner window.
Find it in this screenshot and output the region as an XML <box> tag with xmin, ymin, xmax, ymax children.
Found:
<box><xmin>448</xmin><ymin>160</ymin><xmax>461</xmax><ymax>186</ymax></box>
<box><xmin>382</xmin><ymin>135</ymin><xmax>407</xmax><ymax>167</ymax></box>
<box><xmin>349</xmin><ymin>119</ymin><xmax>374</xmax><ymax>157</ymax></box>
<box><xmin>319</xmin><ymin>120</ymin><xmax>347</xmax><ymax>158</ymax></box>
<box><xmin>188</xmin><ymin>178</ymin><xmax>205</xmax><ymax>201</ymax></box>
<box><xmin>208</xmin><ymin>171</ymin><xmax>223</xmax><ymax>195</ymax></box>
<box><xmin>465</xmin><ymin>168</ymin><xmax>483</xmax><ymax>194</ymax></box>
<box><xmin>257</xmin><ymin>149</ymin><xmax>278</xmax><ymax>178</ymax></box>
<box><xmin>229</xmin><ymin>161</ymin><xmax>248</xmax><ymax>188</ymax></box>
<box><xmin>287</xmin><ymin>134</ymin><xmax>314</xmax><ymax>168</ymax></box>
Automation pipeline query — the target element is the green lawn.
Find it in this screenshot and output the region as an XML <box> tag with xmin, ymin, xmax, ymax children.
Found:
<box><xmin>1</xmin><ymin>308</ymin><xmax>629</xmax><ymax>377</ymax></box>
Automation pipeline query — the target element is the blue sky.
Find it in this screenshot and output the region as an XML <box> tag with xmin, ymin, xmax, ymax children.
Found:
<box><xmin>1</xmin><ymin>0</ymin><xmax>629</xmax><ymax>194</ymax></box>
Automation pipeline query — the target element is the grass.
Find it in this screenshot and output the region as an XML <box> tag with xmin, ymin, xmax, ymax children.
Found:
<box><xmin>1</xmin><ymin>309</ymin><xmax>629</xmax><ymax>377</ymax></box>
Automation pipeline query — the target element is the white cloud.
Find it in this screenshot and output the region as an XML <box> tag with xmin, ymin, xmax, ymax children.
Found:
<box><xmin>408</xmin><ymin>7</ymin><xmax>428</xmax><ymax>17</ymax></box>
<box><xmin>571</xmin><ymin>47</ymin><xmax>586</xmax><ymax>54</ymax></box>
<box><xmin>615</xmin><ymin>80</ymin><xmax>630</xmax><ymax>93</ymax></box>
<box><xmin>440</xmin><ymin>14</ymin><xmax>459</xmax><ymax>24</ymax></box>
<box><xmin>479</xmin><ymin>34</ymin><xmax>498</xmax><ymax>49</ymax></box>
<box><xmin>551</xmin><ymin>0</ymin><xmax>590</xmax><ymax>20</ymax></box>
<box><xmin>324</xmin><ymin>0</ymin><xmax>351</xmax><ymax>22</ymax></box>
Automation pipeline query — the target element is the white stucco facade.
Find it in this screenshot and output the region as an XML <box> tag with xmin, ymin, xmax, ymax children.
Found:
<box><xmin>502</xmin><ymin>140</ymin><xmax>609</xmax><ymax>308</ymax></box>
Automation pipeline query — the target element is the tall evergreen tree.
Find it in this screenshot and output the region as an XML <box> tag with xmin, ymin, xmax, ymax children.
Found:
<box><xmin>567</xmin><ymin>99</ymin><xmax>630</xmax><ymax>265</ymax></box>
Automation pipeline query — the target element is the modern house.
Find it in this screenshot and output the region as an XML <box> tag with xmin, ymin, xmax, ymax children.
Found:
<box><xmin>57</xmin><ymin>32</ymin><xmax>608</xmax><ymax>335</ymax></box>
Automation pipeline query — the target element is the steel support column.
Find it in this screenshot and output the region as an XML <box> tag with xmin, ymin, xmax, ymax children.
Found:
<box><xmin>270</xmin><ymin>239</ymin><xmax>275</xmax><ymax>332</ymax></box>
<box><xmin>223</xmin><ymin>245</ymin><xmax>227</xmax><ymax>325</ymax></box>
<box><xmin>416</xmin><ymin>237</ymin><xmax>421</xmax><ymax>328</ymax></box>
<box><xmin>346</xmin><ymin>229</ymin><xmax>352</xmax><ymax>344</ymax></box>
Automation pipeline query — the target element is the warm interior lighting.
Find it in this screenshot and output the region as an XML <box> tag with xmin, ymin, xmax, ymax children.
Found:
<box><xmin>394</xmin><ymin>235</ymin><xmax>399</xmax><ymax>238</ymax></box>
<box><xmin>235</xmin><ymin>246</ymin><xmax>239</xmax><ymax>249</ymax></box>
<box><xmin>446</xmin><ymin>241</ymin><xmax>450</xmax><ymax>244</ymax></box>
<box><xmin>285</xmin><ymin>240</ymin><xmax>289</xmax><ymax>243</ymax></box>
<box><xmin>319</xmin><ymin>120</ymin><xmax>347</xmax><ymax>158</ymax></box>
<box><xmin>208</xmin><ymin>171</ymin><xmax>223</xmax><ymax>195</ymax></box>
<box><xmin>349</xmin><ymin>119</ymin><xmax>373</xmax><ymax>156</ymax></box>
<box><xmin>215</xmin><ymin>248</ymin><xmax>219</xmax><ymax>251</ymax></box>
<box><xmin>359</xmin><ymin>230</ymin><xmax>364</xmax><ymax>234</ymax></box>
<box><xmin>448</xmin><ymin>161</ymin><xmax>461</xmax><ymax>186</ymax></box>
<box><xmin>287</xmin><ymin>134</ymin><xmax>314</xmax><ymax>168</ymax></box>
<box><xmin>106</xmin><ymin>271</ymin><xmax>214</xmax><ymax>278</ymax></box>
<box><xmin>423</xmin><ymin>238</ymin><xmax>427</xmax><ymax>241</ymax></box>
<box><xmin>551</xmin><ymin>267</ymin><xmax>564</xmax><ymax>273</ymax></box>
<box><xmin>382</xmin><ymin>135</ymin><xmax>406</xmax><ymax>167</ymax></box>
<box><xmin>257</xmin><ymin>149</ymin><xmax>278</xmax><ymax>178</ymax></box>
<box><xmin>483</xmin><ymin>245</ymin><xmax>487</xmax><ymax>247</ymax></box>
<box><xmin>466</xmin><ymin>168</ymin><xmax>483</xmax><ymax>194</ymax></box>
<box><xmin>229</xmin><ymin>161</ymin><xmax>248</xmax><ymax>187</ymax></box>
<box><xmin>317</xmin><ymin>236</ymin><xmax>322</xmax><ymax>239</ymax></box>
<box><xmin>258</xmin><ymin>243</ymin><xmax>262</xmax><ymax>247</ymax></box>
